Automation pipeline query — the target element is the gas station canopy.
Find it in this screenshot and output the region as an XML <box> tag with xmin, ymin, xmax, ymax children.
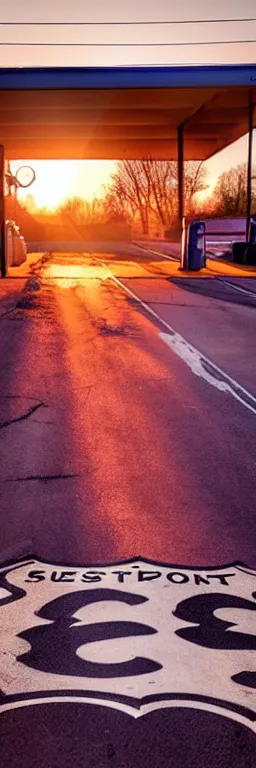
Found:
<box><xmin>0</xmin><ymin>65</ymin><xmax>255</xmax><ymax>161</ymax></box>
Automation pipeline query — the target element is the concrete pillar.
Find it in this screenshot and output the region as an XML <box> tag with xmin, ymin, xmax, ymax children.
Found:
<box><xmin>178</xmin><ymin>124</ymin><xmax>184</xmax><ymax>228</ymax></box>
<box><xmin>246</xmin><ymin>91</ymin><xmax>254</xmax><ymax>242</ymax></box>
<box><xmin>0</xmin><ymin>145</ymin><xmax>6</xmax><ymax>278</ymax></box>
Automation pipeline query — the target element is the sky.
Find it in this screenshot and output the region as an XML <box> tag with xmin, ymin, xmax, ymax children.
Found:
<box><xmin>1</xmin><ymin>1</ymin><xmax>256</xmax><ymax>207</ymax></box>
<box><xmin>1</xmin><ymin>0</ymin><xmax>256</xmax><ymax>67</ymax></box>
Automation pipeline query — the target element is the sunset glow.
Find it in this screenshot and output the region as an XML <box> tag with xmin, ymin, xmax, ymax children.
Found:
<box><xmin>11</xmin><ymin>160</ymin><xmax>116</xmax><ymax>210</ymax></box>
<box><xmin>196</xmin><ymin>176</ymin><xmax>218</xmax><ymax>202</ymax></box>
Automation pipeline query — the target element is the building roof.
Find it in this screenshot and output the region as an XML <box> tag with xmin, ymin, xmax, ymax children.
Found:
<box><xmin>0</xmin><ymin>65</ymin><xmax>255</xmax><ymax>161</ymax></box>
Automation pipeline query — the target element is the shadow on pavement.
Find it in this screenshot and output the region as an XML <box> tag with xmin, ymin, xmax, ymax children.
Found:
<box><xmin>170</xmin><ymin>277</ymin><xmax>256</xmax><ymax>309</ymax></box>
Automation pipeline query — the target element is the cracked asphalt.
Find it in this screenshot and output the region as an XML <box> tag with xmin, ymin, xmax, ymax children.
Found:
<box><xmin>0</xmin><ymin>250</ymin><xmax>256</xmax><ymax>568</ymax></box>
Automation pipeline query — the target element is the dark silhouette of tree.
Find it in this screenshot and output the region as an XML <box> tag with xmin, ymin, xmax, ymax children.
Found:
<box><xmin>212</xmin><ymin>163</ymin><xmax>256</xmax><ymax>217</ymax></box>
<box><xmin>105</xmin><ymin>159</ymin><xmax>208</xmax><ymax>235</ymax></box>
<box><xmin>57</xmin><ymin>196</ymin><xmax>105</xmax><ymax>225</ymax></box>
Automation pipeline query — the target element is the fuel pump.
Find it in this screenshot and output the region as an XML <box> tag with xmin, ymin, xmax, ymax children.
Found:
<box><xmin>180</xmin><ymin>218</ymin><xmax>206</xmax><ymax>271</ymax></box>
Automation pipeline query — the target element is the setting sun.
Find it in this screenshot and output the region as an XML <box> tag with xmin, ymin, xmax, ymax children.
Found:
<box><xmin>195</xmin><ymin>175</ymin><xmax>218</xmax><ymax>203</ymax></box>
<box><xmin>10</xmin><ymin>160</ymin><xmax>117</xmax><ymax>209</ymax></box>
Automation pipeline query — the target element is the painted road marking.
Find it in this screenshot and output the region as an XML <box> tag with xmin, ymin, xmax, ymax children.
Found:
<box><xmin>159</xmin><ymin>331</ymin><xmax>256</xmax><ymax>415</ymax></box>
<box><xmin>103</xmin><ymin>270</ymin><xmax>256</xmax><ymax>417</ymax></box>
<box><xmin>1</xmin><ymin>556</ymin><xmax>256</xmax><ymax>766</ymax></box>
<box><xmin>0</xmin><ymin>556</ymin><xmax>256</xmax><ymax>731</ymax></box>
<box><xmin>132</xmin><ymin>242</ymin><xmax>179</xmax><ymax>262</ymax></box>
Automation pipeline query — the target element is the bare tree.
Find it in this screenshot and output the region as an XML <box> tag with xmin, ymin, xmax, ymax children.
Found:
<box><xmin>212</xmin><ymin>163</ymin><xmax>256</xmax><ymax>217</ymax></box>
<box><xmin>57</xmin><ymin>196</ymin><xmax>107</xmax><ymax>225</ymax></box>
<box><xmin>57</xmin><ymin>197</ymin><xmax>88</xmax><ymax>224</ymax></box>
<box><xmin>106</xmin><ymin>161</ymin><xmax>151</xmax><ymax>234</ymax></box>
<box><xmin>103</xmin><ymin>172</ymin><xmax>138</xmax><ymax>225</ymax></box>
<box><xmin>142</xmin><ymin>159</ymin><xmax>177</xmax><ymax>229</ymax></box>
<box><xmin>184</xmin><ymin>161</ymin><xmax>209</xmax><ymax>217</ymax></box>
<box><xmin>106</xmin><ymin>159</ymin><xmax>208</xmax><ymax>236</ymax></box>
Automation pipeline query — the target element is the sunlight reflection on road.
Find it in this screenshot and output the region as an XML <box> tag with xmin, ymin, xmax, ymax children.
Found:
<box><xmin>42</xmin><ymin>261</ymin><xmax>110</xmax><ymax>287</ymax></box>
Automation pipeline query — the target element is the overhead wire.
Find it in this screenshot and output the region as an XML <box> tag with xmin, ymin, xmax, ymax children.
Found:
<box><xmin>0</xmin><ymin>39</ymin><xmax>256</xmax><ymax>47</ymax></box>
<box><xmin>1</xmin><ymin>18</ymin><xmax>255</xmax><ymax>57</ymax></box>
<box><xmin>0</xmin><ymin>18</ymin><xmax>256</xmax><ymax>25</ymax></box>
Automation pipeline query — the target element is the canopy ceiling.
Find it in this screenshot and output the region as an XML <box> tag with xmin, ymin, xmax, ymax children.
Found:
<box><xmin>0</xmin><ymin>65</ymin><xmax>255</xmax><ymax>161</ymax></box>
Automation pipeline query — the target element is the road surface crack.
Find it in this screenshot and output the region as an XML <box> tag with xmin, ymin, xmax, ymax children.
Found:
<box><xmin>0</xmin><ymin>306</ymin><xmax>18</xmax><ymax>320</ymax></box>
<box><xmin>0</xmin><ymin>402</ymin><xmax>46</xmax><ymax>430</ymax></box>
<box><xmin>4</xmin><ymin>473</ymin><xmax>79</xmax><ymax>483</ymax></box>
<box><xmin>92</xmin><ymin>317</ymin><xmax>139</xmax><ymax>337</ymax></box>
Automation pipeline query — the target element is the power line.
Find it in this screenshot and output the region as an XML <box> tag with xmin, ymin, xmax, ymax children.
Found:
<box><xmin>109</xmin><ymin>62</ymin><xmax>256</xmax><ymax>66</ymax></box>
<box><xmin>0</xmin><ymin>61</ymin><xmax>250</xmax><ymax>67</ymax></box>
<box><xmin>0</xmin><ymin>18</ymin><xmax>256</xmax><ymax>25</ymax></box>
<box><xmin>0</xmin><ymin>39</ymin><xmax>256</xmax><ymax>47</ymax></box>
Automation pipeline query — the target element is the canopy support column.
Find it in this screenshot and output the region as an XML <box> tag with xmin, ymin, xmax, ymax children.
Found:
<box><xmin>178</xmin><ymin>123</ymin><xmax>184</xmax><ymax>228</ymax></box>
<box><xmin>246</xmin><ymin>90</ymin><xmax>253</xmax><ymax>242</ymax></box>
<box><xmin>0</xmin><ymin>145</ymin><xmax>6</xmax><ymax>278</ymax></box>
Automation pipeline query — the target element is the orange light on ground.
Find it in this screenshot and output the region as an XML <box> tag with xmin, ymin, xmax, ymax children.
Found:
<box><xmin>43</xmin><ymin>261</ymin><xmax>110</xmax><ymax>287</ymax></box>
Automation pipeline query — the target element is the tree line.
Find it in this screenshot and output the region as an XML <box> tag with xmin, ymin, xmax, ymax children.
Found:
<box><xmin>19</xmin><ymin>160</ymin><xmax>256</xmax><ymax>240</ymax></box>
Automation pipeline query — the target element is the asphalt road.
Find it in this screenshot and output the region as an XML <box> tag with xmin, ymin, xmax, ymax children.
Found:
<box><xmin>1</xmin><ymin>249</ymin><xmax>256</xmax><ymax>566</ymax></box>
<box><xmin>1</xmin><ymin>249</ymin><xmax>256</xmax><ymax>766</ymax></box>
